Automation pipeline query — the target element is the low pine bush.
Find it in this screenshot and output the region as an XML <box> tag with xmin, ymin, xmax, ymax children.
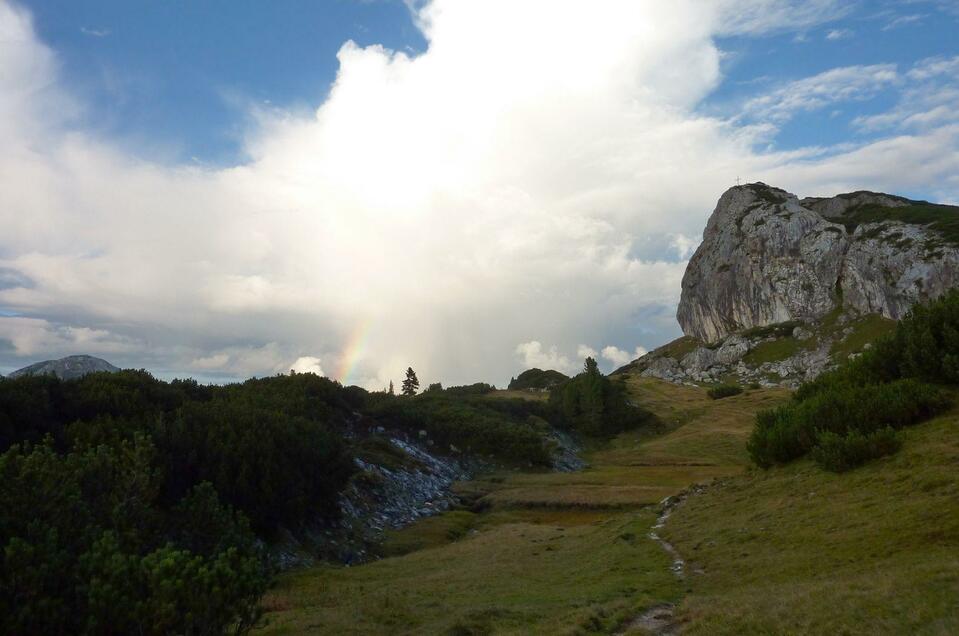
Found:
<box><xmin>750</xmin><ymin>292</ymin><xmax>959</xmax><ymax>472</ymax></box>
<box><xmin>707</xmin><ymin>384</ymin><xmax>743</xmax><ymax>400</ymax></box>
<box><xmin>811</xmin><ymin>427</ymin><xmax>901</xmax><ymax>472</ymax></box>
<box><xmin>749</xmin><ymin>379</ymin><xmax>949</xmax><ymax>470</ymax></box>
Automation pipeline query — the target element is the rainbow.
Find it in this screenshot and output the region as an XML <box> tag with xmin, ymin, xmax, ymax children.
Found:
<box><xmin>336</xmin><ymin>318</ymin><xmax>372</xmax><ymax>385</ymax></box>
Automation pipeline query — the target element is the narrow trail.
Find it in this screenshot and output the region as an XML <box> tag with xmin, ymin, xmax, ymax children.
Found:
<box><xmin>616</xmin><ymin>484</ymin><xmax>707</xmax><ymax>635</ymax></box>
<box><xmin>648</xmin><ymin>495</ymin><xmax>686</xmax><ymax>579</ymax></box>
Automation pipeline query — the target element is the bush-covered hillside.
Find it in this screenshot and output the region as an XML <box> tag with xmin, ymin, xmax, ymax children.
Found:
<box><xmin>0</xmin><ymin>360</ymin><xmax>642</xmax><ymax>630</ymax></box>
<box><xmin>0</xmin><ymin>371</ymin><xmax>361</xmax><ymax>634</ymax></box>
<box><xmin>749</xmin><ymin>290</ymin><xmax>959</xmax><ymax>471</ymax></box>
<box><xmin>508</xmin><ymin>368</ymin><xmax>569</xmax><ymax>391</ymax></box>
<box><xmin>549</xmin><ymin>358</ymin><xmax>653</xmax><ymax>437</ymax></box>
<box><xmin>0</xmin><ymin>357</ymin><xmax>656</xmax><ymax>632</ymax></box>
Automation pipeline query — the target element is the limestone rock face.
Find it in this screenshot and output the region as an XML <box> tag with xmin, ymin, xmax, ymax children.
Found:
<box><xmin>678</xmin><ymin>183</ymin><xmax>959</xmax><ymax>342</ymax></box>
<box><xmin>678</xmin><ymin>184</ymin><xmax>848</xmax><ymax>342</ymax></box>
<box><xmin>841</xmin><ymin>223</ymin><xmax>959</xmax><ymax>319</ymax></box>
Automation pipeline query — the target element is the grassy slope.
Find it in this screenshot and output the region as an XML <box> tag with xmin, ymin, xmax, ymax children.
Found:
<box><xmin>257</xmin><ymin>380</ymin><xmax>780</xmax><ymax>635</ymax></box>
<box><xmin>664</xmin><ymin>403</ymin><xmax>959</xmax><ymax>635</ymax></box>
<box><xmin>256</xmin><ymin>378</ymin><xmax>958</xmax><ymax>634</ymax></box>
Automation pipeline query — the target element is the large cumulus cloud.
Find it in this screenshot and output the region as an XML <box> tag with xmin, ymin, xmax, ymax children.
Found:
<box><xmin>0</xmin><ymin>0</ymin><xmax>956</xmax><ymax>387</ymax></box>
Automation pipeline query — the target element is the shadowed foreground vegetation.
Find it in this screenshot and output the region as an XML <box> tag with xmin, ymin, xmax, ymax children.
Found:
<box><xmin>257</xmin><ymin>380</ymin><xmax>786</xmax><ymax>634</ymax></box>
<box><xmin>749</xmin><ymin>291</ymin><xmax>959</xmax><ymax>472</ymax></box>
<box><xmin>0</xmin><ymin>370</ymin><xmax>569</xmax><ymax>634</ymax></box>
<box><xmin>260</xmin><ymin>359</ymin><xmax>958</xmax><ymax>634</ymax></box>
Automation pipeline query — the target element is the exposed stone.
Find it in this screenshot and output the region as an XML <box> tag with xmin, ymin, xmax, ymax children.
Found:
<box><xmin>681</xmin><ymin>347</ymin><xmax>717</xmax><ymax>371</ymax></box>
<box><xmin>677</xmin><ymin>183</ymin><xmax>959</xmax><ymax>342</ymax></box>
<box><xmin>715</xmin><ymin>335</ymin><xmax>750</xmax><ymax>365</ymax></box>
<box><xmin>841</xmin><ymin>222</ymin><xmax>959</xmax><ymax>320</ymax></box>
<box><xmin>640</xmin><ymin>356</ymin><xmax>683</xmax><ymax>381</ymax></box>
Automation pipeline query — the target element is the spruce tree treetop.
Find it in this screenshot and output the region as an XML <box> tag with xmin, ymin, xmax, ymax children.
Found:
<box><xmin>402</xmin><ymin>367</ymin><xmax>420</xmax><ymax>396</ymax></box>
<box><xmin>584</xmin><ymin>356</ymin><xmax>600</xmax><ymax>376</ymax></box>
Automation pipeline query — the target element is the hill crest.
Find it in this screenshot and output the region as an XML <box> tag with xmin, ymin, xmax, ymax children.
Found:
<box><xmin>8</xmin><ymin>355</ymin><xmax>120</xmax><ymax>380</ymax></box>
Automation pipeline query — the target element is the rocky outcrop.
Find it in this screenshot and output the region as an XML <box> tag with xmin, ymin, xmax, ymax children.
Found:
<box><xmin>281</xmin><ymin>418</ymin><xmax>584</xmax><ymax>567</ymax></box>
<box><xmin>678</xmin><ymin>183</ymin><xmax>959</xmax><ymax>342</ymax></box>
<box><xmin>841</xmin><ymin>223</ymin><xmax>959</xmax><ymax>319</ymax></box>
<box><xmin>8</xmin><ymin>355</ymin><xmax>120</xmax><ymax>380</ymax></box>
<box><xmin>621</xmin><ymin>321</ymin><xmax>857</xmax><ymax>389</ymax></box>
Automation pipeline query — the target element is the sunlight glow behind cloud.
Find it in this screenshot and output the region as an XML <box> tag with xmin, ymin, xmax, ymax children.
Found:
<box><xmin>1</xmin><ymin>0</ymin><xmax>957</xmax><ymax>386</ymax></box>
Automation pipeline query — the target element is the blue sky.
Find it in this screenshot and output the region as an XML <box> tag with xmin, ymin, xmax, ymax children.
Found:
<box><xmin>712</xmin><ymin>2</ymin><xmax>959</xmax><ymax>168</ymax></box>
<box><xmin>22</xmin><ymin>0</ymin><xmax>427</xmax><ymax>164</ymax></box>
<box><xmin>21</xmin><ymin>1</ymin><xmax>958</xmax><ymax>170</ymax></box>
<box><xmin>2</xmin><ymin>1</ymin><xmax>959</xmax><ymax>385</ymax></box>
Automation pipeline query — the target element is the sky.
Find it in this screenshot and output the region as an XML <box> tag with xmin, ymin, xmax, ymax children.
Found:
<box><xmin>1</xmin><ymin>0</ymin><xmax>958</xmax><ymax>388</ymax></box>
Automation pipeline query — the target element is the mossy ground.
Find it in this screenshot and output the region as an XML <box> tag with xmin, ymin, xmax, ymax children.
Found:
<box><xmin>742</xmin><ymin>336</ymin><xmax>803</xmax><ymax>364</ymax></box>
<box><xmin>830</xmin><ymin>312</ymin><xmax>896</xmax><ymax>360</ymax></box>
<box><xmin>256</xmin><ymin>378</ymin><xmax>958</xmax><ymax>635</ymax></box>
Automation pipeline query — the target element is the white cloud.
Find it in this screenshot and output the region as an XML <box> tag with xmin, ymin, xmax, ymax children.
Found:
<box><xmin>515</xmin><ymin>341</ymin><xmax>574</xmax><ymax>374</ymax></box>
<box><xmin>80</xmin><ymin>26</ymin><xmax>110</xmax><ymax>38</ymax></box>
<box><xmin>825</xmin><ymin>28</ymin><xmax>853</xmax><ymax>40</ymax></box>
<box><xmin>907</xmin><ymin>55</ymin><xmax>959</xmax><ymax>82</ymax></box>
<box><xmin>670</xmin><ymin>234</ymin><xmax>699</xmax><ymax>260</ymax></box>
<box><xmin>0</xmin><ymin>317</ymin><xmax>139</xmax><ymax>359</ymax></box>
<box><xmin>291</xmin><ymin>356</ymin><xmax>325</xmax><ymax>376</ymax></box>
<box><xmin>576</xmin><ymin>345</ymin><xmax>598</xmax><ymax>360</ymax></box>
<box><xmin>715</xmin><ymin>0</ymin><xmax>851</xmax><ymax>35</ymax></box>
<box><xmin>853</xmin><ymin>56</ymin><xmax>959</xmax><ymax>136</ymax></box>
<box><xmin>0</xmin><ymin>0</ymin><xmax>957</xmax><ymax>385</ymax></box>
<box><xmin>882</xmin><ymin>14</ymin><xmax>924</xmax><ymax>30</ymax></box>
<box><xmin>743</xmin><ymin>64</ymin><xmax>899</xmax><ymax>123</ymax></box>
<box><xmin>601</xmin><ymin>345</ymin><xmax>648</xmax><ymax>367</ymax></box>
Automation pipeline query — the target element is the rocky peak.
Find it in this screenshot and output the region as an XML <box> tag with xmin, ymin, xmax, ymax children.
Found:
<box><xmin>677</xmin><ymin>183</ymin><xmax>959</xmax><ymax>343</ymax></box>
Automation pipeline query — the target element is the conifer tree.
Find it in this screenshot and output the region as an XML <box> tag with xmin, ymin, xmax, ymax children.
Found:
<box><xmin>402</xmin><ymin>367</ymin><xmax>420</xmax><ymax>396</ymax></box>
<box><xmin>583</xmin><ymin>357</ymin><xmax>600</xmax><ymax>375</ymax></box>
<box><xmin>388</xmin><ymin>380</ymin><xmax>395</xmax><ymax>395</ymax></box>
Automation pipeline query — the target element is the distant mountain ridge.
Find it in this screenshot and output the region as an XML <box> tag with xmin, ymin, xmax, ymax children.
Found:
<box><xmin>8</xmin><ymin>355</ymin><xmax>120</xmax><ymax>380</ymax></box>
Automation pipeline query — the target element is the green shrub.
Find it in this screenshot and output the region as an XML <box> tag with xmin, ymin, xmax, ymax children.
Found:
<box><xmin>369</xmin><ymin>394</ymin><xmax>552</xmax><ymax>465</ymax></box>
<box><xmin>811</xmin><ymin>427</ymin><xmax>901</xmax><ymax>473</ymax></box>
<box><xmin>751</xmin><ymin>292</ymin><xmax>959</xmax><ymax>472</ymax></box>
<box><xmin>0</xmin><ymin>438</ymin><xmax>268</xmax><ymax>635</ymax></box>
<box><xmin>443</xmin><ymin>382</ymin><xmax>497</xmax><ymax>396</ymax></box>
<box><xmin>549</xmin><ymin>358</ymin><xmax>652</xmax><ymax>437</ymax></box>
<box><xmin>508</xmin><ymin>368</ymin><xmax>569</xmax><ymax>390</ymax></box>
<box><xmin>749</xmin><ymin>379</ymin><xmax>949</xmax><ymax>470</ymax></box>
<box><xmin>707</xmin><ymin>384</ymin><xmax>743</xmax><ymax>400</ymax></box>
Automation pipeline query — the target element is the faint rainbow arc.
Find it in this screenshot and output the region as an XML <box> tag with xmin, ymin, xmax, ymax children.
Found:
<box><xmin>336</xmin><ymin>319</ymin><xmax>372</xmax><ymax>385</ymax></box>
